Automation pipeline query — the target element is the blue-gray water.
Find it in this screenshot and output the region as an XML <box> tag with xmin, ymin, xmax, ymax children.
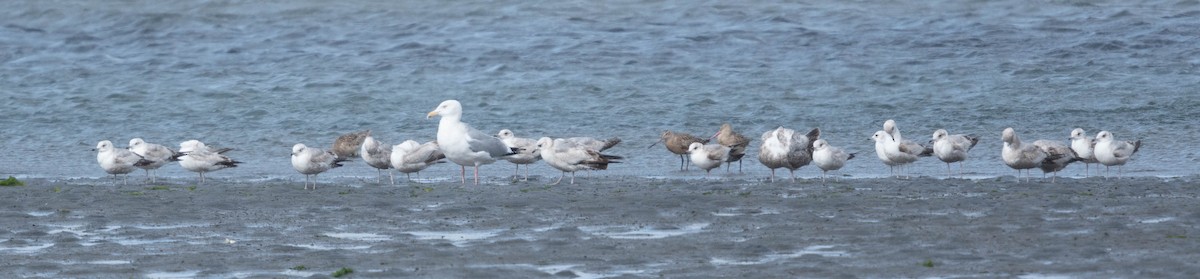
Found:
<box><xmin>3</xmin><ymin>0</ymin><xmax>1194</xmax><ymax>181</ymax></box>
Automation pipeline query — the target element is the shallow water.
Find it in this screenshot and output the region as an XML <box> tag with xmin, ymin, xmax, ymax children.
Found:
<box><xmin>1</xmin><ymin>0</ymin><xmax>1195</xmax><ymax>182</ymax></box>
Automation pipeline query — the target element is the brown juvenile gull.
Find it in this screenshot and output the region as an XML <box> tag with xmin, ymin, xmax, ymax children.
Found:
<box><xmin>537</xmin><ymin>137</ymin><xmax>622</xmax><ymax>185</ymax></box>
<box><xmin>1032</xmin><ymin>139</ymin><xmax>1079</xmax><ymax>183</ymax></box>
<box><xmin>713</xmin><ymin>123</ymin><xmax>751</xmax><ymax>173</ymax></box>
<box><xmin>758</xmin><ymin>127</ymin><xmax>820</xmax><ymax>182</ymax></box>
<box><xmin>649</xmin><ymin>130</ymin><xmax>709</xmax><ymax>171</ymax></box>
<box><xmin>1093</xmin><ymin>130</ymin><xmax>1141</xmax><ymax>180</ymax></box>
<box><xmin>1000</xmin><ymin>128</ymin><xmax>1047</xmax><ymax>182</ymax></box>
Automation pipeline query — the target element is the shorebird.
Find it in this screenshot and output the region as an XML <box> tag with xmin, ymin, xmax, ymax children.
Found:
<box><xmin>331</xmin><ymin>130</ymin><xmax>371</xmax><ymax>159</ymax></box>
<box><xmin>713</xmin><ymin>123</ymin><xmax>751</xmax><ymax>173</ymax></box>
<box><xmin>687</xmin><ymin>142</ymin><xmax>730</xmax><ymax>176</ymax></box>
<box><xmin>649</xmin><ymin>130</ymin><xmax>709</xmax><ymax>171</ymax></box>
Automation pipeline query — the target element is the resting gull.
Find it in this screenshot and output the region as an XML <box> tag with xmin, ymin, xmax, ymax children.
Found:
<box><xmin>758</xmin><ymin>127</ymin><xmax>819</xmax><ymax>182</ymax></box>
<box><xmin>812</xmin><ymin>139</ymin><xmax>855</xmax><ymax>184</ymax></box>
<box><xmin>95</xmin><ymin>140</ymin><xmax>152</xmax><ymax>185</ymax></box>
<box><xmin>1093</xmin><ymin>131</ymin><xmax>1141</xmax><ymax>180</ymax></box>
<box><xmin>687</xmin><ymin>142</ymin><xmax>730</xmax><ymax>176</ymax></box>
<box><xmin>292</xmin><ymin>143</ymin><xmax>345</xmax><ymax>189</ymax></box>
<box><xmin>497</xmin><ymin>129</ymin><xmax>541</xmax><ymax>181</ymax></box>
<box><xmin>1068</xmin><ymin>128</ymin><xmax>1100</xmax><ymax>177</ymax></box>
<box><xmin>390</xmin><ymin>140</ymin><xmax>445</xmax><ymax>183</ymax></box>
<box><xmin>1000</xmin><ymin>128</ymin><xmax>1046</xmax><ymax>182</ymax></box>
<box><xmin>128</xmin><ymin>138</ymin><xmax>184</xmax><ymax>183</ymax></box>
<box><xmin>930</xmin><ymin>129</ymin><xmax>979</xmax><ymax>178</ymax></box>
<box><xmin>360</xmin><ymin>135</ymin><xmax>393</xmax><ymax>184</ymax></box>
<box><xmin>537</xmin><ymin>137</ymin><xmax>622</xmax><ymax>184</ymax></box>
<box><xmin>178</xmin><ymin>140</ymin><xmax>240</xmax><ymax>184</ymax></box>
<box><xmin>714</xmin><ymin>123</ymin><xmax>751</xmax><ymax>173</ymax></box>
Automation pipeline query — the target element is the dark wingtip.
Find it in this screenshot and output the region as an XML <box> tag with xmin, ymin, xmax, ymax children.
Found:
<box><xmin>847</xmin><ymin>153</ymin><xmax>857</xmax><ymax>160</ymax></box>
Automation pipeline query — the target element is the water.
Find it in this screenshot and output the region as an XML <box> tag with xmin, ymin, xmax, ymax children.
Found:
<box><xmin>2</xmin><ymin>0</ymin><xmax>1196</xmax><ymax>181</ymax></box>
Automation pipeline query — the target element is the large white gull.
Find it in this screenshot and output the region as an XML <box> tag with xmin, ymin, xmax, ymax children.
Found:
<box><xmin>930</xmin><ymin>129</ymin><xmax>979</xmax><ymax>178</ymax></box>
<box><xmin>1093</xmin><ymin>131</ymin><xmax>1141</xmax><ymax>179</ymax></box>
<box><xmin>128</xmin><ymin>138</ymin><xmax>183</xmax><ymax>183</ymax></box>
<box><xmin>292</xmin><ymin>143</ymin><xmax>344</xmax><ymax>189</ymax></box>
<box><xmin>427</xmin><ymin>100</ymin><xmax>515</xmax><ymax>185</ymax></box>
<box><xmin>95</xmin><ymin>140</ymin><xmax>151</xmax><ymax>185</ymax></box>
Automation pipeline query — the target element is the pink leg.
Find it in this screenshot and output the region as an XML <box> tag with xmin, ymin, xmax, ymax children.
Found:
<box><xmin>460</xmin><ymin>165</ymin><xmax>467</xmax><ymax>184</ymax></box>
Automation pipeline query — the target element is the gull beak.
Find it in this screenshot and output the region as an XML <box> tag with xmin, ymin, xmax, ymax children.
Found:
<box><xmin>426</xmin><ymin>110</ymin><xmax>438</xmax><ymax>119</ymax></box>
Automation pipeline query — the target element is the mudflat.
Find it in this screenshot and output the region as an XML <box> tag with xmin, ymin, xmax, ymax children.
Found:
<box><xmin>1</xmin><ymin>176</ymin><xmax>1197</xmax><ymax>278</ymax></box>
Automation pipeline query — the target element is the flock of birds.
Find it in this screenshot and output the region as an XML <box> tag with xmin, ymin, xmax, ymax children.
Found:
<box><xmin>93</xmin><ymin>99</ymin><xmax>1143</xmax><ymax>187</ymax></box>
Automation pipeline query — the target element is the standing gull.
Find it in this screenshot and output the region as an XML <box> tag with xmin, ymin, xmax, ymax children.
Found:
<box><xmin>687</xmin><ymin>142</ymin><xmax>730</xmax><ymax>177</ymax></box>
<box><xmin>332</xmin><ymin>130</ymin><xmax>371</xmax><ymax>159</ymax></box>
<box><xmin>178</xmin><ymin>140</ymin><xmax>240</xmax><ymax>184</ymax></box>
<box><xmin>427</xmin><ymin>100</ymin><xmax>515</xmax><ymax>185</ymax></box>
<box><xmin>360</xmin><ymin>135</ymin><xmax>392</xmax><ymax>184</ymax></box>
<box><xmin>390</xmin><ymin>140</ymin><xmax>445</xmax><ymax>183</ymax></box>
<box><xmin>565</xmin><ymin>136</ymin><xmax>621</xmax><ymax>152</ymax></box>
<box><xmin>714</xmin><ymin>123</ymin><xmax>751</xmax><ymax>173</ymax></box>
<box><xmin>1000</xmin><ymin>128</ymin><xmax>1047</xmax><ymax>182</ymax></box>
<box><xmin>128</xmin><ymin>138</ymin><xmax>184</xmax><ymax>183</ymax></box>
<box><xmin>292</xmin><ymin>143</ymin><xmax>345</xmax><ymax>189</ymax></box>
<box><xmin>537</xmin><ymin>137</ymin><xmax>622</xmax><ymax>184</ymax></box>
<box><xmin>1093</xmin><ymin>131</ymin><xmax>1141</xmax><ymax>180</ymax></box>
<box><xmin>95</xmin><ymin>140</ymin><xmax>152</xmax><ymax>185</ymax></box>
<box><xmin>758</xmin><ymin>127</ymin><xmax>820</xmax><ymax>182</ymax></box>
<box><xmin>881</xmin><ymin>120</ymin><xmax>932</xmax><ymax>178</ymax></box>
<box><xmin>1032</xmin><ymin>139</ymin><xmax>1079</xmax><ymax>183</ymax></box>
<box><xmin>930</xmin><ymin>129</ymin><xmax>980</xmax><ymax>178</ymax></box>
<box><xmin>812</xmin><ymin>139</ymin><xmax>855</xmax><ymax>184</ymax></box>
<box><xmin>649</xmin><ymin>130</ymin><xmax>708</xmax><ymax>171</ymax></box>
<box><xmin>497</xmin><ymin>129</ymin><xmax>541</xmax><ymax>181</ymax></box>
<box><xmin>1068</xmin><ymin>128</ymin><xmax>1099</xmax><ymax>177</ymax></box>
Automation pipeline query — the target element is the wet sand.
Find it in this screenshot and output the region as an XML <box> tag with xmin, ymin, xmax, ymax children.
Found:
<box><xmin>1</xmin><ymin>175</ymin><xmax>1197</xmax><ymax>278</ymax></box>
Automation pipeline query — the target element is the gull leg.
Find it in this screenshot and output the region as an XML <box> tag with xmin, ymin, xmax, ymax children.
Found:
<box><xmin>571</xmin><ymin>171</ymin><xmax>576</xmax><ymax>184</ymax></box>
<box><xmin>789</xmin><ymin>169</ymin><xmax>796</xmax><ymax>183</ymax></box>
<box><xmin>474</xmin><ymin>165</ymin><xmax>480</xmax><ymax>185</ymax></box>
<box><xmin>460</xmin><ymin>165</ymin><xmax>467</xmax><ymax>184</ymax></box>
<box><xmin>550</xmin><ymin>171</ymin><xmax>565</xmax><ymax>185</ymax></box>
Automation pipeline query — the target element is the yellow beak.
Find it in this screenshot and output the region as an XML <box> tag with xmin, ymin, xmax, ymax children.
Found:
<box><xmin>426</xmin><ymin>110</ymin><xmax>439</xmax><ymax>118</ymax></box>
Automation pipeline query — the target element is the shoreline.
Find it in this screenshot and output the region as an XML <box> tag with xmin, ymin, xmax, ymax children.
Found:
<box><xmin>1</xmin><ymin>176</ymin><xmax>1197</xmax><ymax>277</ymax></box>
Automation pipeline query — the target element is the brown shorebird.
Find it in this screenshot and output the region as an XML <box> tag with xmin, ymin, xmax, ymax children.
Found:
<box><xmin>331</xmin><ymin>129</ymin><xmax>371</xmax><ymax>159</ymax></box>
<box><xmin>713</xmin><ymin>123</ymin><xmax>751</xmax><ymax>173</ymax></box>
<box><xmin>649</xmin><ymin>130</ymin><xmax>709</xmax><ymax>171</ymax></box>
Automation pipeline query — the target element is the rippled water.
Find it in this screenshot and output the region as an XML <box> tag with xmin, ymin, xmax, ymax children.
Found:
<box><xmin>2</xmin><ymin>0</ymin><xmax>1197</xmax><ymax>181</ymax></box>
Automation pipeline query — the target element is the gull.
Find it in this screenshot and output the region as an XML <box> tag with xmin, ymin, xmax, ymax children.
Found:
<box><xmin>880</xmin><ymin>120</ymin><xmax>933</xmax><ymax>178</ymax></box>
<box><xmin>179</xmin><ymin>139</ymin><xmax>233</xmax><ymax>154</ymax></box>
<box><xmin>178</xmin><ymin>140</ymin><xmax>240</xmax><ymax>184</ymax></box>
<box><xmin>332</xmin><ymin>130</ymin><xmax>371</xmax><ymax>159</ymax></box>
<box><xmin>870</xmin><ymin>131</ymin><xmax>927</xmax><ymax>179</ymax></box>
<box><xmin>292</xmin><ymin>143</ymin><xmax>345</xmax><ymax>189</ymax></box>
<box><xmin>427</xmin><ymin>100</ymin><xmax>516</xmax><ymax>185</ymax></box>
<box><xmin>95</xmin><ymin>140</ymin><xmax>152</xmax><ymax>185</ymax></box>
<box><xmin>1032</xmin><ymin>139</ymin><xmax>1079</xmax><ymax>183</ymax></box>
<box><xmin>812</xmin><ymin>139</ymin><xmax>855</xmax><ymax>184</ymax></box>
<box><xmin>497</xmin><ymin>129</ymin><xmax>541</xmax><ymax>181</ymax></box>
<box><xmin>649</xmin><ymin>130</ymin><xmax>709</xmax><ymax>171</ymax></box>
<box><xmin>1000</xmin><ymin>128</ymin><xmax>1047</xmax><ymax>182</ymax></box>
<box><xmin>930</xmin><ymin>129</ymin><xmax>980</xmax><ymax>178</ymax></box>
<box><xmin>537</xmin><ymin>137</ymin><xmax>622</xmax><ymax>184</ymax></box>
<box><xmin>687</xmin><ymin>142</ymin><xmax>730</xmax><ymax>176</ymax></box>
<box><xmin>1068</xmin><ymin>128</ymin><xmax>1100</xmax><ymax>177</ymax></box>
<box><xmin>759</xmin><ymin>127</ymin><xmax>820</xmax><ymax>182</ymax></box>
<box><xmin>360</xmin><ymin>135</ymin><xmax>392</xmax><ymax>184</ymax></box>
<box><xmin>1093</xmin><ymin>131</ymin><xmax>1141</xmax><ymax>180</ymax></box>
<box><xmin>564</xmin><ymin>136</ymin><xmax>621</xmax><ymax>152</ymax></box>
<box><xmin>128</xmin><ymin>138</ymin><xmax>184</xmax><ymax>183</ymax></box>
<box><xmin>714</xmin><ymin>123</ymin><xmax>751</xmax><ymax>173</ymax></box>
<box><xmin>390</xmin><ymin>140</ymin><xmax>446</xmax><ymax>183</ymax></box>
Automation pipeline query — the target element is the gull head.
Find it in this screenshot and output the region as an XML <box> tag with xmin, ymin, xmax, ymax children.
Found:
<box><xmin>535</xmin><ymin>137</ymin><xmax>553</xmax><ymax>150</ymax></box>
<box><xmin>428</xmin><ymin>100</ymin><xmax>462</xmax><ymax>119</ymax></box>
<box><xmin>95</xmin><ymin>140</ymin><xmax>113</xmax><ymax>152</ymax></box>
<box><xmin>813</xmin><ymin>139</ymin><xmax>829</xmax><ymax>150</ymax></box>
<box><xmin>870</xmin><ymin>131</ymin><xmax>890</xmax><ymax>143</ymax></box>
<box><xmin>1070</xmin><ymin>128</ymin><xmax>1087</xmax><ymax>140</ymax></box>
<box><xmin>931</xmin><ymin>129</ymin><xmax>948</xmax><ymax>141</ymax></box>
<box><xmin>1095</xmin><ymin>131</ymin><xmax>1113</xmax><ymax>142</ymax></box>
<box><xmin>1001</xmin><ymin>127</ymin><xmax>1017</xmax><ymax>144</ymax></box>
<box><xmin>292</xmin><ymin>143</ymin><xmax>307</xmax><ymax>156</ymax></box>
<box><xmin>129</xmin><ymin>138</ymin><xmax>146</xmax><ymax>149</ymax></box>
<box><xmin>497</xmin><ymin>129</ymin><xmax>515</xmax><ymax>139</ymax></box>
<box><xmin>687</xmin><ymin>142</ymin><xmax>705</xmax><ymax>153</ymax></box>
